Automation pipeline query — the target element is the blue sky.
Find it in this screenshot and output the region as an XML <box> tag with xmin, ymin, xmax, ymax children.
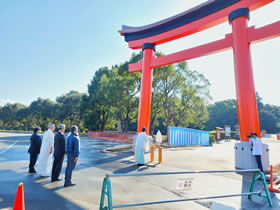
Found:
<box><xmin>0</xmin><ymin>0</ymin><xmax>279</xmax><ymax>106</ymax></box>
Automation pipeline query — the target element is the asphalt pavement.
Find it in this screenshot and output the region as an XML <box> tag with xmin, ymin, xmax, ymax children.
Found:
<box><xmin>0</xmin><ymin>132</ymin><xmax>280</xmax><ymax>210</ymax></box>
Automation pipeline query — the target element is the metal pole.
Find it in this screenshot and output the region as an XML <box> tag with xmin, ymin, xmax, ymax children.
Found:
<box><xmin>108</xmin><ymin>169</ymin><xmax>260</xmax><ymax>177</ymax></box>
<box><xmin>111</xmin><ymin>192</ymin><xmax>261</xmax><ymax>208</ymax></box>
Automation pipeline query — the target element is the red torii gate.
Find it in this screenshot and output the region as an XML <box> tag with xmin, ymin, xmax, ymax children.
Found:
<box><xmin>119</xmin><ymin>0</ymin><xmax>280</xmax><ymax>144</ymax></box>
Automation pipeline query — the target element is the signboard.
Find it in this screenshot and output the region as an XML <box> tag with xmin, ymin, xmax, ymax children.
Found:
<box><xmin>176</xmin><ymin>178</ymin><xmax>193</xmax><ymax>191</ymax></box>
<box><xmin>225</xmin><ymin>126</ymin><xmax>231</xmax><ymax>137</ymax></box>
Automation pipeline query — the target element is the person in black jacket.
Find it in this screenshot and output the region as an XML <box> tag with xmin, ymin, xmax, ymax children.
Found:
<box><xmin>28</xmin><ymin>127</ymin><xmax>42</xmax><ymax>173</ymax></box>
<box><xmin>51</xmin><ymin>124</ymin><xmax>66</xmax><ymax>182</ymax></box>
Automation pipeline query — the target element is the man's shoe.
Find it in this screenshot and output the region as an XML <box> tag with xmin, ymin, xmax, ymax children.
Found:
<box><xmin>64</xmin><ymin>182</ymin><xmax>76</xmax><ymax>187</ymax></box>
<box><xmin>29</xmin><ymin>170</ymin><xmax>36</xmax><ymax>173</ymax></box>
<box><xmin>51</xmin><ymin>178</ymin><xmax>62</xmax><ymax>182</ymax></box>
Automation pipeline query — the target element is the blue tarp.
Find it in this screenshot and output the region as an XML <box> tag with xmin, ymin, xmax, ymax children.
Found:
<box><xmin>168</xmin><ymin>126</ymin><xmax>209</xmax><ymax>146</ymax></box>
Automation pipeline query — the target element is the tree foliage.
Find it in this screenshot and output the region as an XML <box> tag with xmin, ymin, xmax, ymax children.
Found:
<box><xmin>150</xmin><ymin>53</ymin><xmax>211</xmax><ymax>134</ymax></box>
<box><xmin>3</xmin><ymin>52</ymin><xmax>278</xmax><ymax>135</ymax></box>
<box><xmin>205</xmin><ymin>93</ymin><xmax>280</xmax><ymax>133</ymax></box>
<box><xmin>0</xmin><ymin>91</ymin><xmax>84</xmax><ymax>131</ymax></box>
<box><xmin>80</xmin><ymin>67</ymin><xmax>115</xmax><ymax>131</ymax></box>
<box><xmin>80</xmin><ymin>53</ymin><xmax>142</xmax><ymax>132</ymax></box>
<box><xmin>56</xmin><ymin>91</ymin><xmax>85</xmax><ymax>130</ymax></box>
<box><xmin>78</xmin><ymin>52</ymin><xmax>211</xmax><ymax>134</ymax></box>
<box><xmin>205</xmin><ymin>99</ymin><xmax>238</xmax><ymax>130</ymax></box>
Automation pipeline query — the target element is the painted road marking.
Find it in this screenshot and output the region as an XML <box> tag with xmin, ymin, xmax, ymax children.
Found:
<box><xmin>0</xmin><ymin>140</ymin><xmax>20</xmax><ymax>154</ymax></box>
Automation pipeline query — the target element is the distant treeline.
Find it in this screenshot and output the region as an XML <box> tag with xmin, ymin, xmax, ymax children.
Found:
<box><xmin>205</xmin><ymin>93</ymin><xmax>280</xmax><ymax>133</ymax></box>
<box><xmin>0</xmin><ymin>53</ymin><xmax>279</xmax><ymax>134</ymax></box>
<box><xmin>0</xmin><ymin>91</ymin><xmax>84</xmax><ymax>132</ymax></box>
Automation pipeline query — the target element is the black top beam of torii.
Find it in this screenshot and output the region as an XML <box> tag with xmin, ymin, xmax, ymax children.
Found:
<box><xmin>119</xmin><ymin>0</ymin><xmax>273</xmax><ymax>49</ymax></box>
<box><xmin>120</xmin><ymin>0</ymin><xmax>240</xmax><ymax>42</ymax></box>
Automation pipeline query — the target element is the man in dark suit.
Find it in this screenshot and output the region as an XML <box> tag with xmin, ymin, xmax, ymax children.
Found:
<box><xmin>51</xmin><ymin>124</ymin><xmax>66</xmax><ymax>182</ymax></box>
<box><xmin>28</xmin><ymin>127</ymin><xmax>42</xmax><ymax>173</ymax></box>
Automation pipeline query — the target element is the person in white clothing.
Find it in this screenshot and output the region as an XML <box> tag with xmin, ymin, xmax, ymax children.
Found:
<box><xmin>135</xmin><ymin>127</ymin><xmax>149</xmax><ymax>166</ymax></box>
<box><xmin>249</xmin><ymin>133</ymin><xmax>263</xmax><ymax>172</ymax></box>
<box><xmin>36</xmin><ymin>123</ymin><xmax>55</xmax><ymax>177</ymax></box>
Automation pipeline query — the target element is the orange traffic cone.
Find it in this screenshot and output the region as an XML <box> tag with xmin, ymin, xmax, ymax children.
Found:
<box><xmin>13</xmin><ymin>183</ymin><xmax>25</xmax><ymax>210</ymax></box>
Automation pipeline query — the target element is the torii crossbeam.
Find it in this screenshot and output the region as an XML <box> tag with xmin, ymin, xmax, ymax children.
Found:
<box><xmin>119</xmin><ymin>0</ymin><xmax>280</xmax><ymax>168</ymax></box>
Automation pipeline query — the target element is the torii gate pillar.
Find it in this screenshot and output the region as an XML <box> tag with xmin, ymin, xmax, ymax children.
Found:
<box><xmin>229</xmin><ymin>8</ymin><xmax>269</xmax><ymax>169</ymax></box>
<box><xmin>137</xmin><ymin>43</ymin><xmax>155</xmax><ymax>135</ymax></box>
<box><xmin>229</xmin><ymin>8</ymin><xmax>260</xmax><ymax>141</ymax></box>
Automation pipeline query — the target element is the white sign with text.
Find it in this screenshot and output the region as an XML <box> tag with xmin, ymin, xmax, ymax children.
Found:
<box><xmin>176</xmin><ymin>178</ymin><xmax>193</xmax><ymax>191</ymax></box>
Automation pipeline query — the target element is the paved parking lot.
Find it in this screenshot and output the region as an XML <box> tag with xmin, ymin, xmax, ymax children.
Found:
<box><xmin>0</xmin><ymin>132</ymin><xmax>280</xmax><ymax>209</ymax></box>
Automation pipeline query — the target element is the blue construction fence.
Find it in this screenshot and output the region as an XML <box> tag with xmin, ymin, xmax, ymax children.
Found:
<box><xmin>168</xmin><ymin>126</ymin><xmax>210</xmax><ymax>146</ymax></box>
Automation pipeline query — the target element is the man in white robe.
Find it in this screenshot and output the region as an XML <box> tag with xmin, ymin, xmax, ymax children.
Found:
<box><xmin>36</xmin><ymin>123</ymin><xmax>55</xmax><ymax>177</ymax></box>
<box><xmin>135</xmin><ymin>127</ymin><xmax>149</xmax><ymax>166</ymax></box>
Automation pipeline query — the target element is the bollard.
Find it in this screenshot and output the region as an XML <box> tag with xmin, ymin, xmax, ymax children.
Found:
<box><xmin>150</xmin><ymin>144</ymin><xmax>155</xmax><ymax>162</ymax></box>
<box><xmin>266</xmin><ymin>165</ymin><xmax>280</xmax><ymax>193</ymax></box>
<box><xmin>158</xmin><ymin>146</ymin><xmax>162</xmax><ymax>163</ymax></box>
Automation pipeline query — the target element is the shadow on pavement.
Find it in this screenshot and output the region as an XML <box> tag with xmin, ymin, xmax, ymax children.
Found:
<box><xmin>0</xmin><ymin>169</ymin><xmax>84</xmax><ymax>210</ymax></box>
<box><xmin>195</xmin><ymin>200</ymin><xmax>236</xmax><ymax>209</ymax></box>
<box><xmin>112</xmin><ymin>161</ymin><xmax>160</xmax><ymax>174</ymax></box>
<box><xmin>113</xmin><ymin>164</ymin><xmax>139</xmax><ymax>174</ymax></box>
<box><xmin>240</xmin><ymin>172</ymin><xmax>280</xmax><ymax>209</ymax></box>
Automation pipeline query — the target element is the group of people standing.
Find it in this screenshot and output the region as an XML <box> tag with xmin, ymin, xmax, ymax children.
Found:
<box><xmin>135</xmin><ymin>128</ymin><xmax>266</xmax><ymax>174</ymax></box>
<box><xmin>28</xmin><ymin>123</ymin><xmax>80</xmax><ymax>187</ymax></box>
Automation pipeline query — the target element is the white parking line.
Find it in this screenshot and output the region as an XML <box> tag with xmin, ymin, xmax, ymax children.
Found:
<box><xmin>0</xmin><ymin>140</ymin><xmax>20</xmax><ymax>154</ymax></box>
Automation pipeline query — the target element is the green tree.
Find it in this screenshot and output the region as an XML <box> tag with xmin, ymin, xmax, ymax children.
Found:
<box><xmin>0</xmin><ymin>103</ymin><xmax>26</xmax><ymax>130</ymax></box>
<box><xmin>80</xmin><ymin>67</ymin><xmax>114</xmax><ymax>131</ymax></box>
<box><xmin>112</xmin><ymin>53</ymin><xmax>142</xmax><ymax>132</ymax></box>
<box><xmin>256</xmin><ymin>93</ymin><xmax>280</xmax><ymax>133</ymax></box>
<box><xmin>81</xmin><ymin>53</ymin><xmax>142</xmax><ymax>132</ymax></box>
<box><xmin>151</xmin><ymin>59</ymin><xmax>211</xmax><ymax>135</ymax></box>
<box><xmin>56</xmin><ymin>91</ymin><xmax>85</xmax><ymax>131</ymax></box>
<box><xmin>205</xmin><ymin>99</ymin><xmax>238</xmax><ymax>131</ymax></box>
<box><xmin>206</xmin><ymin>93</ymin><xmax>280</xmax><ymax>133</ymax></box>
<box><xmin>259</xmin><ymin>105</ymin><xmax>279</xmax><ymax>133</ymax></box>
<box><xmin>0</xmin><ymin>106</ymin><xmax>3</xmax><ymax>129</ymax></box>
<box><xmin>27</xmin><ymin>98</ymin><xmax>59</xmax><ymax>130</ymax></box>
<box><xmin>0</xmin><ymin>119</ymin><xmax>3</xmax><ymax>130</ymax></box>
<box><xmin>277</xmin><ymin>122</ymin><xmax>280</xmax><ymax>132</ymax></box>
<box><xmin>17</xmin><ymin>107</ymin><xmax>31</xmax><ymax>131</ymax></box>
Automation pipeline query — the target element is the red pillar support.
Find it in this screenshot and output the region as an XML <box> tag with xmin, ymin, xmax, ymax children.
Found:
<box><xmin>229</xmin><ymin>8</ymin><xmax>260</xmax><ymax>141</ymax></box>
<box><xmin>137</xmin><ymin>43</ymin><xmax>155</xmax><ymax>135</ymax></box>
